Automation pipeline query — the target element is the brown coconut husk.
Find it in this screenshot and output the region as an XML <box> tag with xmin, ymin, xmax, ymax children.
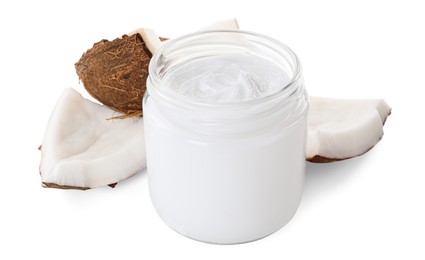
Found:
<box><xmin>75</xmin><ymin>34</ymin><xmax>152</xmax><ymax>117</ymax></box>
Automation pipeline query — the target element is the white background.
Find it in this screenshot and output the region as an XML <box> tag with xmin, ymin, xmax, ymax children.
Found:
<box><xmin>1</xmin><ymin>0</ymin><xmax>424</xmax><ymax>259</ymax></box>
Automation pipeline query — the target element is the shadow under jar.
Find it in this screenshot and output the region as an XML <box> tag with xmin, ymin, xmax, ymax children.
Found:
<box><xmin>143</xmin><ymin>30</ymin><xmax>309</xmax><ymax>244</ymax></box>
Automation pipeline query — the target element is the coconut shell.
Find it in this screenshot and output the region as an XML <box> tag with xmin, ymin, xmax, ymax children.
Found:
<box><xmin>41</xmin><ymin>182</ymin><xmax>117</xmax><ymax>190</ymax></box>
<box><xmin>306</xmin><ymin>156</ymin><xmax>343</xmax><ymax>163</ymax></box>
<box><xmin>75</xmin><ymin>34</ymin><xmax>152</xmax><ymax>116</ymax></box>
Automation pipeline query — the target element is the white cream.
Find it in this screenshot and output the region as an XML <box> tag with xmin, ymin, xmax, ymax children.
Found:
<box><xmin>161</xmin><ymin>53</ymin><xmax>290</xmax><ymax>102</ymax></box>
<box><xmin>144</xmin><ymin>31</ymin><xmax>309</xmax><ymax>244</ymax></box>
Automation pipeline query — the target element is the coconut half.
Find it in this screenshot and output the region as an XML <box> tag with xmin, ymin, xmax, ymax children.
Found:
<box><xmin>307</xmin><ymin>96</ymin><xmax>391</xmax><ymax>162</ymax></box>
<box><xmin>74</xmin><ymin>30</ymin><xmax>160</xmax><ymax>117</ymax></box>
<box><xmin>39</xmin><ymin>88</ymin><xmax>146</xmax><ymax>189</ymax></box>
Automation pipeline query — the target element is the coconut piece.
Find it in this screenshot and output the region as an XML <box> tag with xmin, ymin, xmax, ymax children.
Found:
<box><xmin>307</xmin><ymin>97</ymin><xmax>391</xmax><ymax>162</ymax></box>
<box><xmin>200</xmin><ymin>18</ymin><xmax>239</xmax><ymax>30</ymax></box>
<box><xmin>39</xmin><ymin>88</ymin><xmax>146</xmax><ymax>189</ymax></box>
<box><xmin>74</xmin><ymin>30</ymin><xmax>160</xmax><ymax>117</ymax></box>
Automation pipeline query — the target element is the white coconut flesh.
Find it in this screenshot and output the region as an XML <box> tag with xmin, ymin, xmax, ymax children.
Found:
<box><xmin>39</xmin><ymin>88</ymin><xmax>146</xmax><ymax>189</ymax></box>
<box><xmin>200</xmin><ymin>18</ymin><xmax>239</xmax><ymax>30</ymax></box>
<box><xmin>307</xmin><ymin>96</ymin><xmax>391</xmax><ymax>162</ymax></box>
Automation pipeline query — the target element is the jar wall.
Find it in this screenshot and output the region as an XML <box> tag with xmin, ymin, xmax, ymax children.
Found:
<box><xmin>143</xmin><ymin>30</ymin><xmax>309</xmax><ymax>244</ymax></box>
<box><xmin>144</xmin><ymin>106</ymin><xmax>307</xmax><ymax>243</ymax></box>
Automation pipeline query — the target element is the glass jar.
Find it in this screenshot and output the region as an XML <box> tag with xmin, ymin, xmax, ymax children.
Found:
<box><xmin>143</xmin><ymin>30</ymin><xmax>309</xmax><ymax>244</ymax></box>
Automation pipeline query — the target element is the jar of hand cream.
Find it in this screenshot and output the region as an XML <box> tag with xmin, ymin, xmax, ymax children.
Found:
<box><xmin>143</xmin><ymin>30</ymin><xmax>309</xmax><ymax>244</ymax></box>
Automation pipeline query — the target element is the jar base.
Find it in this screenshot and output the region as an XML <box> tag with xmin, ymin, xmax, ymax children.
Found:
<box><xmin>149</xmin><ymin>189</ymin><xmax>302</xmax><ymax>245</ymax></box>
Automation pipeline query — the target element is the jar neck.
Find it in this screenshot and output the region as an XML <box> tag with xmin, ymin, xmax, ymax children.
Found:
<box><xmin>145</xmin><ymin>30</ymin><xmax>308</xmax><ymax>137</ymax></box>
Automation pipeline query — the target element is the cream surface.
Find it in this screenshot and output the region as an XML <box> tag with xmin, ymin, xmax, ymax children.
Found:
<box><xmin>161</xmin><ymin>53</ymin><xmax>290</xmax><ymax>102</ymax></box>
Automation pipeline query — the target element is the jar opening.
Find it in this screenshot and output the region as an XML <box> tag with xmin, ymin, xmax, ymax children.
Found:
<box><xmin>148</xmin><ymin>30</ymin><xmax>301</xmax><ymax>109</ymax></box>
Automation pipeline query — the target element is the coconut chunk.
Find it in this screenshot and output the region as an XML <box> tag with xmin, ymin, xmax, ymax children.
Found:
<box><xmin>201</xmin><ymin>18</ymin><xmax>239</xmax><ymax>30</ymax></box>
<box><xmin>307</xmin><ymin>97</ymin><xmax>391</xmax><ymax>162</ymax></box>
<box><xmin>39</xmin><ymin>88</ymin><xmax>146</xmax><ymax>189</ymax></box>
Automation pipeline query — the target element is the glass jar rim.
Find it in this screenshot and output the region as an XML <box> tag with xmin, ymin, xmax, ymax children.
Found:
<box><xmin>148</xmin><ymin>29</ymin><xmax>302</xmax><ymax>109</ymax></box>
